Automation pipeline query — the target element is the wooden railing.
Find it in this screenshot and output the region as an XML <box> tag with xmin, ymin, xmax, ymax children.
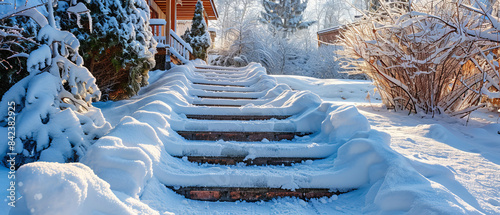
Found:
<box><xmin>149</xmin><ymin>19</ymin><xmax>193</xmax><ymax>64</ymax></box>
<box><xmin>169</xmin><ymin>29</ymin><xmax>193</xmax><ymax>63</ymax></box>
<box><xmin>150</xmin><ymin>19</ymin><xmax>167</xmax><ymax>47</ymax></box>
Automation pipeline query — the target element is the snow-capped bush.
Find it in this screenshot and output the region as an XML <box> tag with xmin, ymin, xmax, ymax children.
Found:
<box><xmin>0</xmin><ymin>1</ymin><xmax>111</xmax><ymax>167</ymax></box>
<box><xmin>57</xmin><ymin>0</ymin><xmax>157</xmax><ymax>100</ymax></box>
<box><xmin>338</xmin><ymin>1</ymin><xmax>500</xmax><ymax>116</ymax></box>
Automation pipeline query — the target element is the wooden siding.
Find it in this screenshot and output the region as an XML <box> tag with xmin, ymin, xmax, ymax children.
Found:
<box><xmin>317</xmin><ymin>26</ymin><xmax>344</xmax><ymax>47</ymax></box>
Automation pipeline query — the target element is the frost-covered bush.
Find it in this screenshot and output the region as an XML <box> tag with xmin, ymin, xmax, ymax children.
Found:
<box><xmin>57</xmin><ymin>0</ymin><xmax>157</xmax><ymax>100</ymax></box>
<box><xmin>338</xmin><ymin>1</ymin><xmax>500</xmax><ymax>117</ymax></box>
<box><xmin>0</xmin><ymin>1</ymin><xmax>111</xmax><ymax>167</ymax></box>
<box><xmin>182</xmin><ymin>0</ymin><xmax>211</xmax><ymax>60</ymax></box>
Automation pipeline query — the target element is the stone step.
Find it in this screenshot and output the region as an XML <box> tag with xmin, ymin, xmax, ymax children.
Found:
<box><xmin>185</xmin><ymin>115</ymin><xmax>291</xmax><ymax>121</ymax></box>
<box><xmin>178</xmin><ymin>156</ymin><xmax>320</xmax><ymax>166</ymax></box>
<box><xmin>176</xmin><ymin>131</ymin><xmax>313</xmax><ymax>142</ymax></box>
<box><xmin>166</xmin><ymin>186</ymin><xmax>350</xmax><ymax>202</ymax></box>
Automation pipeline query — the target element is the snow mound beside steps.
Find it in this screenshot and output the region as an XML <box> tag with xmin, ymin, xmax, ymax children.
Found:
<box><xmin>13</xmin><ymin>61</ymin><xmax>481</xmax><ymax>214</ymax></box>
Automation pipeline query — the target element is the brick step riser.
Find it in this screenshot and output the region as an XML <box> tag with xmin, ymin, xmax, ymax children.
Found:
<box><xmin>178</xmin><ymin>156</ymin><xmax>320</xmax><ymax>166</ymax></box>
<box><xmin>202</xmin><ymin>74</ymin><xmax>252</xmax><ymax>79</ymax></box>
<box><xmin>166</xmin><ymin>186</ymin><xmax>351</xmax><ymax>202</ymax></box>
<box><xmin>185</xmin><ymin>115</ymin><xmax>291</xmax><ymax>121</ymax></box>
<box><xmin>176</xmin><ymin>131</ymin><xmax>313</xmax><ymax>142</ymax></box>
<box><xmin>196</xmin><ymin>96</ymin><xmax>258</xmax><ymax>100</ymax></box>
<box><xmin>191</xmin><ymin>85</ymin><xmax>257</xmax><ymax>93</ymax></box>
<box><xmin>192</xmin><ymin>104</ymin><xmax>243</xmax><ymax>107</ymax></box>
<box><xmin>192</xmin><ymin>83</ymin><xmax>248</xmax><ymax>87</ymax></box>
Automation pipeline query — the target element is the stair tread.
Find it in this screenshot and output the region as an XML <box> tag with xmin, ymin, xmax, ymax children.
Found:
<box><xmin>166</xmin><ymin>139</ymin><xmax>335</xmax><ymax>158</ymax></box>
<box><xmin>190</xmin><ymin>89</ymin><xmax>265</xmax><ymax>98</ymax></box>
<box><xmin>191</xmin><ymin>84</ymin><xmax>257</xmax><ymax>92</ymax></box>
<box><xmin>158</xmin><ymin>154</ymin><xmax>356</xmax><ymax>191</ymax></box>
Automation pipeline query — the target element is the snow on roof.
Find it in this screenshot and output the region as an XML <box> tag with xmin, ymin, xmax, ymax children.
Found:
<box><xmin>317</xmin><ymin>26</ymin><xmax>343</xmax><ymax>34</ymax></box>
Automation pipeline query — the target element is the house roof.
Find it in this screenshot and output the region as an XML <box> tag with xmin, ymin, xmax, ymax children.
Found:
<box><xmin>153</xmin><ymin>0</ymin><xmax>218</xmax><ymax>21</ymax></box>
<box><xmin>177</xmin><ymin>0</ymin><xmax>218</xmax><ymax>20</ymax></box>
<box><xmin>317</xmin><ymin>25</ymin><xmax>344</xmax><ymax>35</ymax></box>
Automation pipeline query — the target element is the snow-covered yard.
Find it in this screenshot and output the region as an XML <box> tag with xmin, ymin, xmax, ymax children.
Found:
<box><xmin>277</xmin><ymin>75</ymin><xmax>500</xmax><ymax>214</ymax></box>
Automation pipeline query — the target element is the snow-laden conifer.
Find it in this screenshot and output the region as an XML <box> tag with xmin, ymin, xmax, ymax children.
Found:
<box><xmin>260</xmin><ymin>0</ymin><xmax>316</xmax><ymax>38</ymax></box>
<box><xmin>182</xmin><ymin>0</ymin><xmax>211</xmax><ymax>60</ymax></box>
<box><xmin>57</xmin><ymin>0</ymin><xmax>157</xmax><ymax>99</ymax></box>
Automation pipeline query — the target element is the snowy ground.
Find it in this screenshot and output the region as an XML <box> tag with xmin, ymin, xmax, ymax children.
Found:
<box><xmin>2</xmin><ymin>63</ymin><xmax>499</xmax><ymax>214</ymax></box>
<box><xmin>276</xmin><ymin>75</ymin><xmax>500</xmax><ymax>215</ymax></box>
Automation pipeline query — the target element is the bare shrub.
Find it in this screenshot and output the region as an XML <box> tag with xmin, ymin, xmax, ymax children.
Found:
<box><xmin>338</xmin><ymin>0</ymin><xmax>500</xmax><ymax>117</ymax></box>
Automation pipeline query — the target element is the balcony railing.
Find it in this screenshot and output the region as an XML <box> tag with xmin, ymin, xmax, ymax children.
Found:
<box><xmin>150</xmin><ymin>19</ymin><xmax>167</xmax><ymax>47</ymax></box>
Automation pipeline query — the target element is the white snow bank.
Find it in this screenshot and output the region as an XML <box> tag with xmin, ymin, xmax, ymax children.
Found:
<box><xmin>11</xmin><ymin>162</ymin><xmax>157</xmax><ymax>215</ymax></box>
<box><xmin>81</xmin><ymin>136</ymin><xmax>153</xmax><ymax>199</ymax></box>
<box><xmin>335</xmin><ymin>131</ymin><xmax>481</xmax><ymax>214</ymax></box>
<box><xmin>318</xmin><ymin>104</ymin><xmax>371</xmax><ymax>142</ymax></box>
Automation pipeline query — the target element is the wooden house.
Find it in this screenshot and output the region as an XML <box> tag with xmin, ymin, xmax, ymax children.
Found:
<box><xmin>148</xmin><ymin>0</ymin><xmax>218</xmax><ymax>69</ymax></box>
<box><xmin>316</xmin><ymin>25</ymin><xmax>348</xmax><ymax>47</ymax></box>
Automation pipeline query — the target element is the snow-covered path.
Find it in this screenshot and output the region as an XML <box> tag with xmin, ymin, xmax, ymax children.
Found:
<box><xmin>358</xmin><ymin>107</ymin><xmax>500</xmax><ymax>214</ymax></box>
<box><xmin>5</xmin><ymin>62</ymin><xmax>499</xmax><ymax>215</ymax></box>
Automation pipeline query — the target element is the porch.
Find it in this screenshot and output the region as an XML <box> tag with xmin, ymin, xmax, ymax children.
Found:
<box><xmin>148</xmin><ymin>0</ymin><xmax>218</xmax><ymax>70</ymax></box>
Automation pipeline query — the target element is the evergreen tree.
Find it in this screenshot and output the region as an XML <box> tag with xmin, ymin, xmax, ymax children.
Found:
<box><xmin>184</xmin><ymin>0</ymin><xmax>211</xmax><ymax>60</ymax></box>
<box><xmin>57</xmin><ymin>0</ymin><xmax>157</xmax><ymax>100</ymax></box>
<box><xmin>260</xmin><ymin>0</ymin><xmax>316</xmax><ymax>38</ymax></box>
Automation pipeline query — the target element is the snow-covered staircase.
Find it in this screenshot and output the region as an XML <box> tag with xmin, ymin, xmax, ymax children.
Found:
<box><xmin>162</xmin><ymin>63</ymin><xmax>353</xmax><ymax>201</ymax></box>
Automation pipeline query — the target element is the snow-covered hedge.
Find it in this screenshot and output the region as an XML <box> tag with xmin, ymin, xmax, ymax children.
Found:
<box><xmin>338</xmin><ymin>1</ymin><xmax>500</xmax><ymax>116</ymax></box>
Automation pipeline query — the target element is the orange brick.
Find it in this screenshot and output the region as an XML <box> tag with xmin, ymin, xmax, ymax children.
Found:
<box><xmin>190</xmin><ymin>191</ymin><xmax>221</xmax><ymax>201</ymax></box>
